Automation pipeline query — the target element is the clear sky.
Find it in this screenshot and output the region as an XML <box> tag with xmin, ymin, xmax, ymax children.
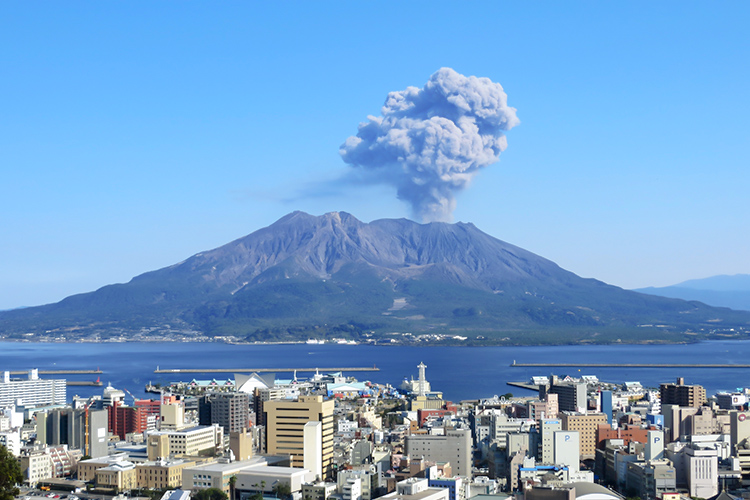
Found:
<box><xmin>2</xmin><ymin>2</ymin><xmax>749</xmax><ymax>310</ymax></box>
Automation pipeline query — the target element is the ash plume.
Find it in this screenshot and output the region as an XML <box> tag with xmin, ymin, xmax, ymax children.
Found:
<box><xmin>340</xmin><ymin>67</ymin><xmax>519</xmax><ymax>222</ymax></box>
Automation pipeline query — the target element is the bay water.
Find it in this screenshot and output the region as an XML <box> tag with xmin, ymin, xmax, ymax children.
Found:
<box><xmin>0</xmin><ymin>340</ymin><xmax>748</xmax><ymax>403</ymax></box>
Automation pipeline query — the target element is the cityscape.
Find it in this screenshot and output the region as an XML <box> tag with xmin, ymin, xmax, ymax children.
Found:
<box><xmin>2</xmin><ymin>361</ymin><xmax>750</xmax><ymax>500</ymax></box>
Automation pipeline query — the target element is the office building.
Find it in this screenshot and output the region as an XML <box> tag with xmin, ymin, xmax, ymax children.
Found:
<box><xmin>547</xmin><ymin>382</ymin><xmax>586</xmax><ymax>413</ymax></box>
<box><xmin>209</xmin><ymin>392</ymin><xmax>250</xmax><ymax>434</ymax></box>
<box><xmin>405</xmin><ymin>429</ymin><xmax>472</xmax><ymax>476</ymax></box>
<box><xmin>264</xmin><ymin>395</ymin><xmax>334</xmax><ymax>479</ymax></box>
<box><xmin>38</xmin><ymin>407</ymin><xmax>108</xmax><ymax>458</ymax></box>
<box><xmin>535</xmin><ymin>418</ymin><xmax>560</xmax><ymax>465</ymax></box>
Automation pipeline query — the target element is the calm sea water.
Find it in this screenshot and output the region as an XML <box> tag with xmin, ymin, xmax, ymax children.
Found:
<box><xmin>0</xmin><ymin>341</ymin><xmax>748</xmax><ymax>403</ymax></box>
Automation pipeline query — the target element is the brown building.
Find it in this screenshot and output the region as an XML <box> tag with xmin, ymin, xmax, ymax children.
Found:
<box><xmin>660</xmin><ymin>378</ymin><xmax>706</xmax><ymax>408</ymax></box>
<box><xmin>264</xmin><ymin>395</ymin><xmax>334</xmax><ymax>479</ymax></box>
<box><xmin>561</xmin><ymin>412</ymin><xmax>608</xmax><ymax>459</ymax></box>
<box><xmin>596</xmin><ymin>424</ymin><xmax>652</xmax><ymax>449</ymax></box>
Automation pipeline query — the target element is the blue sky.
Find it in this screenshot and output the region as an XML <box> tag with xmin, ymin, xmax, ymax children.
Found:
<box><xmin>1</xmin><ymin>3</ymin><xmax>748</xmax><ymax>309</ymax></box>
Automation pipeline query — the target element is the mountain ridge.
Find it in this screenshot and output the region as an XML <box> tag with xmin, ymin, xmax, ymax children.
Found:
<box><xmin>2</xmin><ymin>211</ymin><xmax>749</xmax><ymax>344</ymax></box>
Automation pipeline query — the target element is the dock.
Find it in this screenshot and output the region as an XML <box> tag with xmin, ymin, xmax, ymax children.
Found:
<box><xmin>6</xmin><ymin>369</ymin><xmax>103</xmax><ymax>375</ymax></box>
<box><xmin>154</xmin><ymin>366</ymin><xmax>380</xmax><ymax>374</ymax></box>
<box><xmin>510</xmin><ymin>362</ymin><xmax>750</xmax><ymax>368</ymax></box>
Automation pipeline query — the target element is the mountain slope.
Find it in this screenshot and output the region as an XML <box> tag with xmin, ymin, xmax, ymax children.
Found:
<box><xmin>2</xmin><ymin>211</ymin><xmax>750</xmax><ymax>344</ymax></box>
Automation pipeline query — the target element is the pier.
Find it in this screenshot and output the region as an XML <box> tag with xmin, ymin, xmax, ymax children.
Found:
<box><xmin>6</xmin><ymin>369</ymin><xmax>103</xmax><ymax>375</ymax></box>
<box><xmin>154</xmin><ymin>366</ymin><xmax>380</xmax><ymax>374</ymax></box>
<box><xmin>510</xmin><ymin>362</ymin><xmax>750</xmax><ymax>368</ymax></box>
<box><xmin>507</xmin><ymin>381</ymin><xmax>540</xmax><ymax>391</ymax></box>
<box><xmin>66</xmin><ymin>380</ymin><xmax>103</xmax><ymax>387</ymax></box>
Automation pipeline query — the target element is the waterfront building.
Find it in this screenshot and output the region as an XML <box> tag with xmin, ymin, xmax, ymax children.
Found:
<box><xmin>0</xmin><ymin>370</ymin><xmax>66</xmax><ymax>408</ymax></box>
<box><xmin>264</xmin><ymin>395</ymin><xmax>335</xmax><ymax>479</ymax></box>
<box><xmin>545</xmin><ymin>382</ymin><xmax>586</xmax><ymax>413</ymax></box>
<box><xmin>660</xmin><ymin>378</ymin><xmax>706</xmax><ymax>409</ymax></box>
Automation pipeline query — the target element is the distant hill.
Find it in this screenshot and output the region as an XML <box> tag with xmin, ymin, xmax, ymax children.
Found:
<box><xmin>634</xmin><ymin>274</ymin><xmax>750</xmax><ymax>312</ymax></box>
<box><xmin>2</xmin><ymin>211</ymin><xmax>750</xmax><ymax>344</ymax></box>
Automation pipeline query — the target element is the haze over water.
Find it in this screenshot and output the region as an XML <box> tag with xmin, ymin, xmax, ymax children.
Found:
<box><xmin>1</xmin><ymin>341</ymin><xmax>747</xmax><ymax>402</ymax></box>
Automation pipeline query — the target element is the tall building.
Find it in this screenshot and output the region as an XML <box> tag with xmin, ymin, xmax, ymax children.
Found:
<box><xmin>264</xmin><ymin>395</ymin><xmax>334</xmax><ymax>479</ymax></box>
<box><xmin>37</xmin><ymin>407</ymin><xmax>108</xmax><ymax>458</ymax></box>
<box><xmin>660</xmin><ymin>378</ymin><xmax>706</xmax><ymax>409</ymax></box>
<box><xmin>0</xmin><ymin>370</ymin><xmax>66</xmax><ymax>407</ymax></box>
<box><xmin>548</xmin><ymin>383</ymin><xmax>586</xmax><ymax>413</ymax></box>
<box><xmin>600</xmin><ymin>391</ymin><xmax>613</xmax><ymax>425</ymax></box>
<box><xmin>539</xmin><ymin>419</ymin><xmax>562</xmax><ymax>464</ymax></box>
<box><xmin>209</xmin><ymin>392</ymin><xmax>250</xmax><ymax>434</ymax></box>
<box><xmin>108</xmin><ymin>400</ymin><xmax>149</xmax><ymax>440</ymax></box>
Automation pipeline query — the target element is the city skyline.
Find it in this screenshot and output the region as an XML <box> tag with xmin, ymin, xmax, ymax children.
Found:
<box><xmin>2</xmin><ymin>3</ymin><xmax>749</xmax><ymax>310</ymax></box>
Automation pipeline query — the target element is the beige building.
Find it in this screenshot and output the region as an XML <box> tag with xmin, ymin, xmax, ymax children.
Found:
<box><xmin>561</xmin><ymin>412</ymin><xmax>608</xmax><ymax>459</ymax></box>
<box><xmin>264</xmin><ymin>395</ymin><xmax>334</xmax><ymax>478</ymax></box>
<box><xmin>19</xmin><ymin>451</ymin><xmax>53</xmax><ymax>485</ymax></box>
<box><xmin>147</xmin><ymin>425</ymin><xmax>223</xmax><ymax>458</ymax></box>
<box><xmin>137</xmin><ymin>459</ymin><xmax>195</xmax><ymax>489</ymax></box>
<box><xmin>78</xmin><ymin>455</ymin><xmax>132</xmax><ymax>482</ymax></box>
<box><xmin>96</xmin><ymin>461</ymin><xmax>137</xmax><ymax>491</ymax></box>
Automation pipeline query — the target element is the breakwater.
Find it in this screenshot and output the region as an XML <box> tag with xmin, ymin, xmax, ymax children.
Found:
<box><xmin>511</xmin><ymin>362</ymin><xmax>748</xmax><ymax>368</ymax></box>
<box><xmin>6</xmin><ymin>369</ymin><xmax>103</xmax><ymax>375</ymax></box>
<box><xmin>154</xmin><ymin>366</ymin><xmax>380</xmax><ymax>374</ymax></box>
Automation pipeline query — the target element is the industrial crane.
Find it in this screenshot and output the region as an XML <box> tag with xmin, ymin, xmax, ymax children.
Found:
<box><xmin>82</xmin><ymin>398</ymin><xmax>96</xmax><ymax>457</ymax></box>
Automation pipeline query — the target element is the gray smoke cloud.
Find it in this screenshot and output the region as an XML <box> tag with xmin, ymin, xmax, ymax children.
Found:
<box><xmin>340</xmin><ymin>67</ymin><xmax>519</xmax><ymax>222</ymax></box>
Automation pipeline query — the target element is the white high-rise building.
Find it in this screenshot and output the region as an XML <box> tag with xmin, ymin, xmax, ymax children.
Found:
<box><xmin>0</xmin><ymin>370</ymin><xmax>66</xmax><ymax>407</ymax></box>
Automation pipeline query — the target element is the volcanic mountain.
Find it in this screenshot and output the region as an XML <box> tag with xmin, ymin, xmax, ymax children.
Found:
<box><xmin>3</xmin><ymin>211</ymin><xmax>750</xmax><ymax>344</ymax></box>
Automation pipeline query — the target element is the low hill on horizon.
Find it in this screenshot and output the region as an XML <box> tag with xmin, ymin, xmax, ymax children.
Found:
<box><xmin>635</xmin><ymin>274</ymin><xmax>750</xmax><ymax>312</ymax></box>
<box><xmin>2</xmin><ymin>211</ymin><xmax>750</xmax><ymax>344</ymax></box>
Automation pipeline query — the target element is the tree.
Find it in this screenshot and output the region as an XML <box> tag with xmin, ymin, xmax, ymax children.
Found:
<box><xmin>194</xmin><ymin>488</ymin><xmax>228</xmax><ymax>500</ymax></box>
<box><xmin>272</xmin><ymin>482</ymin><xmax>291</xmax><ymax>500</ymax></box>
<box><xmin>229</xmin><ymin>475</ymin><xmax>237</xmax><ymax>500</ymax></box>
<box><xmin>0</xmin><ymin>444</ymin><xmax>22</xmax><ymax>500</ymax></box>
